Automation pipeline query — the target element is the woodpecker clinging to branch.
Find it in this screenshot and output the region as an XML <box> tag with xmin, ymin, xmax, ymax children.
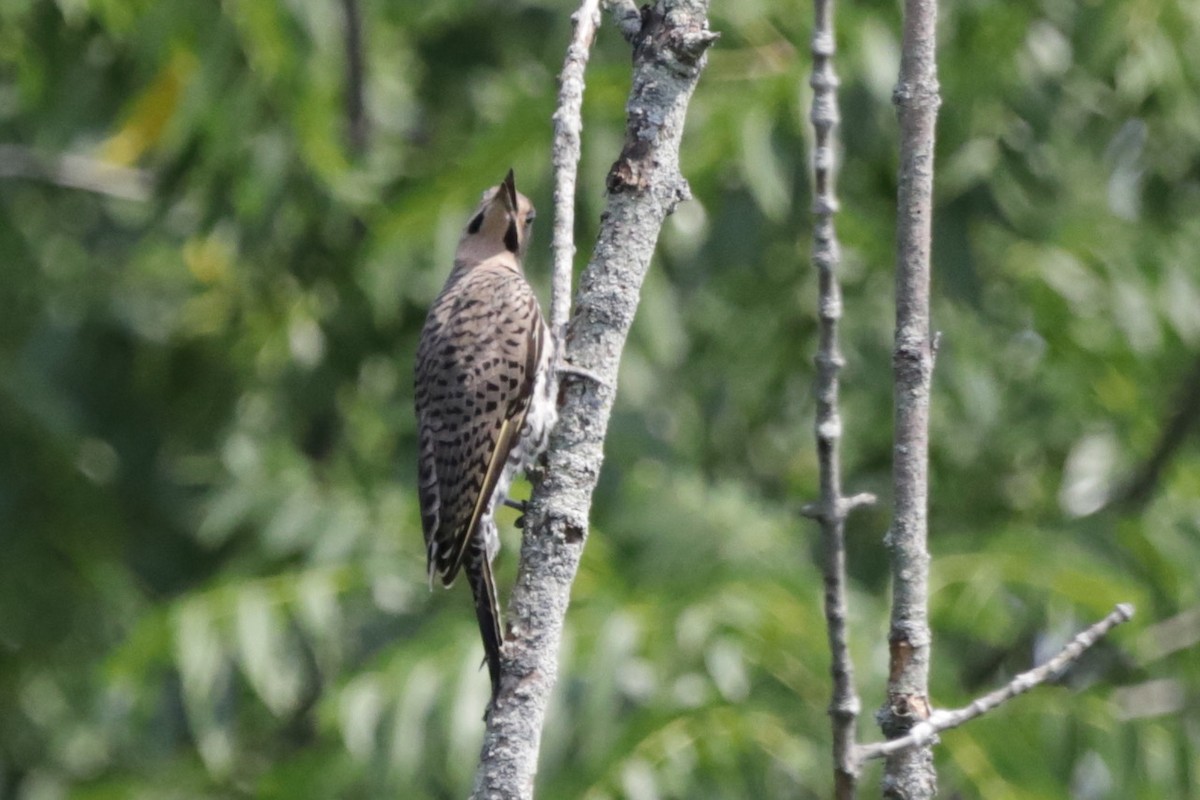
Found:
<box><xmin>414</xmin><ymin>170</ymin><xmax>556</xmax><ymax>702</ymax></box>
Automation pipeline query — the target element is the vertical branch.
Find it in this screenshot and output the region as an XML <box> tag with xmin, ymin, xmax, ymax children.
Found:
<box><xmin>470</xmin><ymin>3</ymin><xmax>716</xmax><ymax>798</ymax></box>
<box><xmin>549</xmin><ymin>0</ymin><xmax>603</xmax><ymax>339</ymax></box>
<box><xmin>340</xmin><ymin>0</ymin><xmax>368</xmax><ymax>157</ymax></box>
<box><xmin>340</xmin><ymin>0</ymin><xmax>368</xmax><ymax>244</ymax></box>
<box><xmin>804</xmin><ymin>1</ymin><xmax>872</xmax><ymax>797</ymax></box>
<box><xmin>881</xmin><ymin>0</ymin><xmax>941</xmax><ymax>796</ymax></box>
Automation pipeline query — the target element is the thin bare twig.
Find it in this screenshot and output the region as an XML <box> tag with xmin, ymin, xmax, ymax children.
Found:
<box><xmin>806</xmin><ymin>0</ymin><xmax>871</xmax><ymax>796</ymax></box>
<box><xmin>860</xmin><ymin>603</ymin><xmax>1135</xmax><ymax>761</ymax></box>
<box><xmin>470</xmin><ymin>3</ymin><xmax>716</xmax><ymax>798</ymax></box>
<box><xmin>550</xmin><ymin>0</ymin><xmax>602</xmax><ymax>340</ymax></box>
<box><xmin>881</xmin><ymin>0</ymin><xmax>941</xmax><ymax>795</ymax></box>
<box><xmin>800</xmin><ymin>492</ymin><xmax>877</xmax><ymax>520</ymax></box>
<box><xmin>0</xmin><ymin>144</ymin><xmax>151</xmax><ymax>201</ymax></box>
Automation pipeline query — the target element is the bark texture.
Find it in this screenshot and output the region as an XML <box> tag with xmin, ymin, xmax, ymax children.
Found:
<box><xmin>880</xmin><ymin>0</ymin><xmax>940</xmax><ymax>796</ymax></box>
<box><xmin>805</xmin><ymin>0</ymin><xmax>871</xmax><ymax>796</ymax></box>
<box><xmin>470</xmin><ymin>3</ymin><xmax>716</xmax><ymax>797</ymax></box>
<box><xmin>548</xmin><ymin>0</ymin><xmax>601</xmax><ymax>336</ymax></box>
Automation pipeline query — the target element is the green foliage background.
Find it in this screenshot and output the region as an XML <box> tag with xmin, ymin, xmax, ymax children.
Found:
<box><xmin>1</xmin><ymin>0</ymin><xmax>1198</xmax><ymax>797</ymax></box>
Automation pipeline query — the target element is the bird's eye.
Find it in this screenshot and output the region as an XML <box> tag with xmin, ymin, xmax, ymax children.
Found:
<box><xmin>504</xmin><ymin>221</ymin><xmax>520</xmax><ymax>253</ymax></box>
<box><xmin>467</xmin><ymin>212</ymin><xmax>485</xmax><ymax>235</ymax></box>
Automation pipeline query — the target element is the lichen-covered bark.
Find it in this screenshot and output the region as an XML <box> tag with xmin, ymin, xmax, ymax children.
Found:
<box><xmin>470</xmin><ymin>3</ymin><xmax>716</xmax><ymax>798</ymax></box>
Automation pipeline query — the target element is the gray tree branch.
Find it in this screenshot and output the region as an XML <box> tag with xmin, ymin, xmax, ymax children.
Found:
<box><xmin>859</xmin><ymin>603</ymin><xmax>1134</xmax><ymax>761</ymax></box>
<box><xmin>549</xmin><ymin>0</ymin><xmax>602</xmax><ymax>338</ymax></box>
<box><xmin>881</xmin><ymin>0</ymin><xmax>941</xmax><ymax>795</ymax></box>
<box><xmin>803</xmin><ymin>0</ymin><xmax>873</xmax><ymax>796</ymax></box>
<box><xmin>470</xmin><ymin>2</ymin><xmax>716</xmax><ymax>798</ymax></box>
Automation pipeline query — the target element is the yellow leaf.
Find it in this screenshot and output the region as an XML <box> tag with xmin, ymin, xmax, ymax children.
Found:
<box><xmin>101</xmin><ymin>48</ymin><xmax>196</xmax><ymax>166</ymax></box>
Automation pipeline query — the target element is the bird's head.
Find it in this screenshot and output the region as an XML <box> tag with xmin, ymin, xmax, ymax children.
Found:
<box><xmin>457</xmin><ymin>170</ymin><xmax>537</xmax><ymax>266</ymax></box>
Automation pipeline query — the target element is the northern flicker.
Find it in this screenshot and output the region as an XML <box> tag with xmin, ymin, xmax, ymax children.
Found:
<box><xmin>414</xmin><ymin>170</ymin><xmax>556</xmax><ymax>702</ymax></box>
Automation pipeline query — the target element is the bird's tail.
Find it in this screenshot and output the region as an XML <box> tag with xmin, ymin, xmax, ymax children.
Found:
<box><xmin>468</xmin><ymin>548</ymin><xmax>504</xmax><ymax>701</ymax></box>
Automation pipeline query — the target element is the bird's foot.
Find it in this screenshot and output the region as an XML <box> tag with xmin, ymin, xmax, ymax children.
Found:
<box><xmin>503</xmin><ymin>497</ymin><xmax>528</xmax><ymax>529</ymax></box>
<box><xmin>557</xmin><ymin>363</ymin><xmax>608</xmax><ymax>388</ymax></box>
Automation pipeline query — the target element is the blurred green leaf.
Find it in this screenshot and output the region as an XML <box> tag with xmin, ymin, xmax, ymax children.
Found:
<box><xmin>0</xmin><ymin>0</ymin><xmax>1197</xmax><ymax>797</ymax></box>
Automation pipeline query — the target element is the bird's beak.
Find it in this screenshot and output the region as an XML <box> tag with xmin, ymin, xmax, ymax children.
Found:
<box><xmin>501</xmin><ymin>169</ymin><xmax>518</xmax><ymax>213</ymax></box>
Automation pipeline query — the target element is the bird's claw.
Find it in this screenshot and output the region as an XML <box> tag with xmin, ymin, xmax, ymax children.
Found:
<box><xmin>503</xmin><ymin>497</ymin><xmax>528</xmax><ymax>529</ymax></box>
<box><xmin>557</xmin><ymin>363</ymin><xmax>608</xmax><ymax>388</ymax></box>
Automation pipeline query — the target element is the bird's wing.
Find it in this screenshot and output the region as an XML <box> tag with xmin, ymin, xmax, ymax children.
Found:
<box><xmin>416</xmin><ymin>416</ymin><xmax>441</xmax><ymax>573</ymax></box>
<box><xmin>415</xmin><ymin>266</ymin><xmax>542</xmax><ymax>585</ymax></box>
